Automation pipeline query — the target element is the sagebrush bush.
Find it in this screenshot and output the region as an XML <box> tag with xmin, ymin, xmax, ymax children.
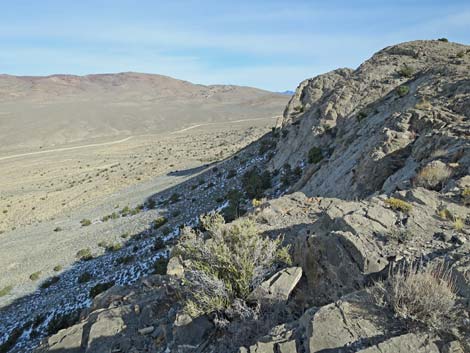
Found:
<box><xmin>373</xmin><ymin>262</ymin><xmax>459</xmax><ymax>331</ymax></box>
<box><xmin>76</xmin><ymin>248</ymin><xmax>93</xmax><ymax>261</ymax></box>
<box><xmin>242</xmin><ymin>168</ymin><xmax>271</xmax><ymax>199</ymax></box>
<box><xmin>80</xmin><ymin>219</ymin><xmax>92</xmax><ymax>227</ymax></box>
<box><xmin>174</xmin><ymin>213</ymin><xmax>291</xmax><ymax>317</ymax></box>
<box><xmin>385</xmin><ymin>198</ymin><xmax>413</xmax><ymax>213</ymax></box>
<box><xmin>396</xmin><ymin>85</ymin><xmax>410</xmax><ymax>97</ymax></box>
<box><xmin>307</xmin><ymin>147</ymin><xmax>323</xmax><ymax>164</ymax></box>
<box><xmin>414</xmin><ymin>163</ymin><xmax>452</xmax><ymax>190</ymax></box>
<box><xmin>0</xmin><ymin>285</ymin><xmax>13</xmax><ymax>297</ymax></box>
<box><xmin>398</xmin><ymin>64</ymin><xmax>414</xmax><ymax>78</ymax></box>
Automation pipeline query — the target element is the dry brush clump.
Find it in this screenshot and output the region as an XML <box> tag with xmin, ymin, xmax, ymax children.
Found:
<box><xmin>173</xmin><ymin>212</ymin><xmax>291</xmax><ymax>317</ymax></box>
<box><xmin>373</xmin><ymin>262</ymin><xmax>460</xmax><ymax>332</ymax></box>
<box><xmin>414</xmin><ymin>162</ymin><xmax>452</xmax><ymax>191</ymax></box>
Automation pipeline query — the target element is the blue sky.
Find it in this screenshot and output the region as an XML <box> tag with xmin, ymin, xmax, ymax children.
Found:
<box><xmin>0</xmin><ymin>0</ymin><xmax>469</xmax><ymax>91</ymax></box>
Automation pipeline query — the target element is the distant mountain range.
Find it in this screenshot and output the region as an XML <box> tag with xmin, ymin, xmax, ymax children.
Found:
<box><xmin>0</xmin><ymin>72</ymin><xmax>289</xmax><ymax>152</ymax></box>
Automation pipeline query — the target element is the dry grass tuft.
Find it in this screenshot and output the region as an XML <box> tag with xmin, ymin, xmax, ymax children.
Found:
<box><xmin>414</xmin><ymin>163</ymin><xmax>452</xmax><ymax>191</ymax></box>
<box><xmin>385</xmin><ymin>198</ymin><xmax>413</xmax><ymax>213</ymax></box>
<box><xmin>454</xmin><ymin>218</ymin><xmax>464</xmax><ymax>232</ymax></box>
<box><xmin>373</xmin><ymin>262</ymin><xmax>459</xmax><ymax>331</ymax></box>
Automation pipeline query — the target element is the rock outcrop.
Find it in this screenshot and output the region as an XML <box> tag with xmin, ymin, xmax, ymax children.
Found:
<box><xmin>33</xmin><ymin>40</ymin><xmax>470</xmax><ymax>353</ymax></box>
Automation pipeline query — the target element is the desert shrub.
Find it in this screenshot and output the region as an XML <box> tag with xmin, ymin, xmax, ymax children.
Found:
<box><xmin>80</xmin><ymin>219</ymin><xmax>92</xmax><ymax>227</ymax></box>
<box><xmin>0</xmin><ymin>327</ymin><xmax>23</xmax><ymax>353</ymax></box>
<box><xmin>41</xmin><ymin>276</ymin><xmax>60</xmax><ymax>289</ymax></box>
<box><xmin>98</xmin><ymin>241</ymin><xmax>108</xmax><ymax>248</ymax></box>
<box><xmin>106</xmin><ymin>243</ymin><xmax>122</xmax><ymax>252</ymax></box>
<box><xmin>153</xmin><ymin>217</ymin><xmax>168</xmax><ymax>229</ymax></box>
<box><xmin>153</xmin><ymin>237</ymin><xmax>166</xmax><ymax>251</ymax></box>
<box><xmin>76</xmin><ymin>248</ymin><xmax>93</xmax><ymax>261</ymax></box>
<box><xmin>53</xmin><ymin>265</ymin><xmax>62</xmax><ymax>272</ymax></box>
<box><xmin>146</xmin><ymin>198</ymin><xmax>156</xmax><ymax>209</ymax></box>
<box><xmin>120</xmin><ymin>206</ymin><xmax>131</xmax><ymax>216</ymax></box>
<box><xmin>437</xmin><ymin>207</ymin><xmax>453</xmax><ymax>220</ymax></box>
<box><xmin>169</xmin><ymin>193</ymin><xmax>180</xmax><ymax>203</ymax></box>
<box><xmin>280</xmin><ymin>163</ymin><xmax>302</xmax><ymax>187</ymax></box>
<box><xmin>53</xmin><ymin>227</ymin><xmax>62</xmax><ymax>232</ymax></box>
<box><xmin>161</xmin><ymin>226</ymin><xmax>172</xmax><ymax>236</ymax></box>
<box><xmin>396</xmin><ymin>85</ymin><xmax>410</xmax><ymax>97</ymax></box>
<box><xmin>373</xmin><ymin>262</ymin><xmax>458</xmax><ymax>331</ymax></box>
<box><xmin>414</xmin><ymin>163</ymin><xmax>452</xmax><ymax>190</ymax></box>
<box><xmin>0</xmin><ymin>285</ymin><xmax>13</xmax><ymax>297</ymax></box>
<box><xmin>116</xmin><ymin>255</ymin><xmax>134</xmax><ymax>265</ymax></box>
<box><xmin>293</xmin><ymin>105</ymin><xmax>304</xmax><ymax>113</ymax></box>
<box><xmin>385</xmin><ymin>198</ymin><xmax>412</xmax><ymax>213</ymax></box>
<box><xmin>252</xmin><ymin>199</ymin><xmax>263</xmax><ymax>207</ymax></box>
<box><xmin>307</xmin><ymin>147</ymin><xmax>323</xmax><ymax>164</ymax></box>
<box><xmin>46</xmin><ymin>310</ymin><xmax>80</xmax><ymax>336</ymax></box>
<box><xmin>398</xmin><ymin>64</ymin><xmax>414</xmax><ymax>78</ymax></box>
<box><xmin>387</xmin><ymin>228</ymin><xmax>413</xmax><ymax>243</ymax></box>
<box><xmin>356</xmin><ymin>111</ymin><xmax>368</xmax><ymax>122</ymax></box>
<box><xmin>437</xmin><ymin>38</ymin><xmax>449</xmax><ymax>42</ymax></box>
<box><xmin>258</xmin><ymin>139</ymin><xmax>277</xmax><ymax>155</ymax></box>
<box><xmin>456</xmin><ymin>50</ymin><xmax>465</xmax><ymax>58</ymax></box>
<box><xmin>78</xmin><ymin>272</ymin><xmax>92</xmax><ymax>284</ymax></box>
<box><xmin>415</xmin><ymin>97</ymin><xmax>432</xmax><ymax>110</ymax></box>
<box><xmin>227</xmin><ymin>169</ymin><xmax>237</xmax><ymax>179</ymax></box>
<box><xmin>152</xmin><ymin>257</ymin><xmax>168</xmax><ymax>275</ymax></box>
<box><xmin>242</xmin><ymin>168</ymin><xmax>271</xmax><ymax>199</ymax></box>
<box><xmin>454</xmin><ymin>218</ymin><xmax>464</xmax><ymax>232</ymax></box>
<box><xmin>174</xmin><ymin>213</ymin><xmax>291</xmax><ymax>317</ymax></box>
<box><xmin>223</xmin><ymin>189</ymin><xmax>245</xmax><ymax>222</ymax></box>
<box><xmin>89</xmin><ymin>281</ymin><xmax>115</xmax><ymax>298</ymax></box>
<box><xmin>461</xmin><ymin>188</ymin><xmax>470</xmax><ymax>205</ymax></box>
<box><xmin>29</xmin><ymin>271</ymin><xmax>42</xmax><ymax>281</ymax></box>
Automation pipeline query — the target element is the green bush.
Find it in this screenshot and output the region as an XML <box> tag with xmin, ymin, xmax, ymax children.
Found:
<box><xmin>116</xmin><ymin>255</ymin><xmax>134</xmax><ymax>265</ymax></box>
<box><xmin>89</xmin><ymin>281</ymin><xmax>115</xmax><ymax>298</ymax></box>
<box><xmin>174</xmin><ymin>213</ymin><xmax>291</xmax><ymax>317</ymax></box>
<box><xmin>0</xmin><ymin>285</ymin><xmax>13</xmax><ymax>297</ymax></box>
<box><xmin>146</xmin><ymin>198</ymin><xmax>156</xmax><ymax>209</ymax></box>
<box><xmin>80</xmin><ymin>219</ymin><xmax>92</xmax><ymax>227</ymax></box>
<box><xmin>53</xmin><ymin>227</ymin><xmax>63</xmax><ymax>232</ymax></box>
<box><xmin>78</xmin><ymin>272</ymin><xmax>92</xmax><ymax>284</ymax></box>
<box><xmin>106</xmin><ymin>243</ymin><xmax>122</xmax><ymax>252</ymax></box>
<box><xmin>242</xmin><ymin>168</ymin><xmax>271</xmax><ymax>199</ymax></box>
<box><xmin>437</xmin><ymin>38</ymin><xmax>449</xmax><ymax>42</ymax></box>
<box><xmin>41</xmin><ymin>276</ymin><xmax>60</xmax><ymax>289</ymax></box>
<box><xmin>396</xmin><ymin>85</ymin><xmax>410</xmax><ymax>97</ymax></box>
<box><xmin>76</xmin><ymin>248</ymin><xmax>93</xmax><ymax>261</ymax></box>
<box><xmin>153</xmin><ymin>217</ymin><xmax>168</xmax><ymax>229</ymax></box>
<box><xmin>227</xmin><ymin>169</ymin><xmax>237</xmax><ymax>179</ymax></box>
<box><xmin>53</xmin><ymin>265</ymin><xmax>63</xmax><ymax>272</ymax></box>
<box><xmin>29</xmin><ymin>271</ymin><xmax>42</xmax><ymax>281</ymax></box>
<box><xmin>356</xmin><ymin>111</ymin><xmax>368</xmax><ymax>122</ymax></box>
<box><xmin>169</xmin><ymin>193</ymin><xmax>180</xmax><ymax>203</ymax></box>
<box><xmin>153</xmin><ymin>257</ymin><xmax>169</xmax><ymax>275</ymax></box>
<box><xmin>398</xmin><ymin>64</ymin><xmax>414</xmax><ymax>78</ymax></box>
<box><xmin>222</xmin><ymin>189</ymin><xmax>245</xmax><ymax>222</ymax></box>
<box><xmin>456</xmin><ymin>50</ymin><xmax>465</xmax><ymax>58</ymax></box>
<box><xmin>308</xmin><ymin>147</ymin><xmax>323</xmax><ymax>164</ymax></box>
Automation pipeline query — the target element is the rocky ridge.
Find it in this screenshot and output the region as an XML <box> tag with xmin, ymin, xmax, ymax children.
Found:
<box><xmin>1</xmin><ymin>40</ymin><xmax>469</xmax><ymax>353</ymax></box>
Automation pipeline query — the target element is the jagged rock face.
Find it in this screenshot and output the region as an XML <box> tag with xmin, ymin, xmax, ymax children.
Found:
<box><xmin>273</xmin><ymin>40</ymin><xmax>470</xmax><ymax>199</ymax></box>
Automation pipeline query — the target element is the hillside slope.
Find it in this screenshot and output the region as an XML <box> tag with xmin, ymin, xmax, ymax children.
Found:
<box><xmin>272</xmin><ymin>40</ymin><xmax>469</xmax><ymax>199</ymax></box>
<box><xmin>1</xmin><ymin>40</ymin><xmax>469</xmax><ymax>353</ymax></box>
<box><xmin>0</xmin><ymin>72</ymin><xmax>288</xmax><ymax>153</ymax></box>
